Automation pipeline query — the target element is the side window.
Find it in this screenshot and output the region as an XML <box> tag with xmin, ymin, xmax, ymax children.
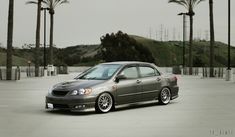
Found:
<box><xmin>121</xmin><ymin>67</ymin><xmax>138</xmax><ymax>79</ymax></box>
<box><xmin>139</xmin><ymin>66</ymin><xmax>156</xmax><ymax>77</ymax></box>
<box><xmin>155</xmin><ymin>68</ymin><xmax>161</xmax><ymax>76</ymax></box>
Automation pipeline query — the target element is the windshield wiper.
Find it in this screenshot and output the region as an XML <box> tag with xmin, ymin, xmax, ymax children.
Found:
<box><xmin>87</xmin><ymin>77</ymin><xmax>98</xmax><ymax>80</ymax></box>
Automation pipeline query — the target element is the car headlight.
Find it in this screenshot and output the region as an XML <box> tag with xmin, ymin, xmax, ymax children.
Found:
<box><xmin>71</xmin><ymin>88</ymin><xmax>92</xmax><ymax>96</ymax></box>
<box><xmin>71</xmin><ymin>90</ymin><xmax>78</xmax><ymax>95</ymax></box>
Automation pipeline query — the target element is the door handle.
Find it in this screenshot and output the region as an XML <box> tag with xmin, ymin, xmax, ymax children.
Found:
<box><xmin>136</xmin><ymin>79</ymin><xmax>142</xmax><ymax>84</ymax></box>
<box><xmin>156</xmin><ymin>77</ymin><xmax>161</xmax><ymax>81</ymax></box>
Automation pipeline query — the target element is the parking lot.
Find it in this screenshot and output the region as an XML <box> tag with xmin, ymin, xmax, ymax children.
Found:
<box><xmin>0</xmin><ymin>73</ymin><xmax>235</xmax><ymax>137</ymax></box>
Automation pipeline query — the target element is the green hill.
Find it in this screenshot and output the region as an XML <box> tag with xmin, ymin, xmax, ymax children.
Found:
<box><xmin>131</xmin><ymin>35</ymin><xmax>235</xmax><ymax>67</ymax></box>
<box><xmin>0</xmin><ymin>52</ymin><xmax>31</xmax><ymax>66</ymax></box>
<box><xmin>0</xmin><ymin>34</ymin><xmax>235</xmax><ymax>67</ymax></box>
<box><xmin>131</xmin><ymin>35</ymin><xmax>182</xmax><ymax>66</ymax></box>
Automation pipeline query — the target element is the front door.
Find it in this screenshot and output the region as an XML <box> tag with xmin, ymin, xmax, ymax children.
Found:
<box><xmin>116</xmin><ymin>66</ymin><xmax>142</xmax><ymax>104</ymax></box>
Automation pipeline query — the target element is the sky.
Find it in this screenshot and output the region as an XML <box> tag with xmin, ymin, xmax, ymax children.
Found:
<box><xmin>0</xmin><ymin>0</ymin><xmax>234</xmax><ymax>48</ymax></box>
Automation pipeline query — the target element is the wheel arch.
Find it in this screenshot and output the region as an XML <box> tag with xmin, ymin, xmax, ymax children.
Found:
<box><xmin>160</xmin><ymin>86</ymin><xmax>173</xmax><ymax>99</ymax></box>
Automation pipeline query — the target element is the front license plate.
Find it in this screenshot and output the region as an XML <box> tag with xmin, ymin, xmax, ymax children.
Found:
<box><xmin>47</xmin><ymin>103</ymin><xmax>54</xmax><ymax>109</ymax></box>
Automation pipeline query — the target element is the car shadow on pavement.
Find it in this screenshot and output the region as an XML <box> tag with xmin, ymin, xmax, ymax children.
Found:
<box><xmin>45</xmin><ymin>109</ymin><xmax>97</xmax><ymax>116</ymax></box>
<box><xmin>44</xmin><ymin>101</ymin><xmax>178</xmax><ymax>116</ymax></box>
<box><xmin>115</xmin><ymin>101</ymin><xmax>160</xmax><ymax>112</ymax></box>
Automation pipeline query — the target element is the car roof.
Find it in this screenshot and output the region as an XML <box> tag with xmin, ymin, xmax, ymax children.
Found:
<box><xmin>101</xmin><ymin>61</ymin><xmax>154</xmax><ymax>66</ymax></box>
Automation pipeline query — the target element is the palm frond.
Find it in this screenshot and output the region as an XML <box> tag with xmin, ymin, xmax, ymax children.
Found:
<box><xmin>42</xmin><ymin>0</ymin><xmax>68</xmax><ymax>9</ymax></box>
<box><xmin>60</xmin><ymin>0</ymin><xmax>69</xmax><ymax>4</ymax></box>
<box><xmin>169</xmin><ymin>0</ymin><xmax>205</xmax><ymax>12</ymax></box>
<box><xmin>41</xmin><ymin>0</ymin><xmax>47</xmax><ymax>4</ymax></box>
<box><xmin>26</xmin><ymin>1</ymin><xmax>38</xmax><ymax>4</ymax></box>
<box><xmin>168</xmin><ymin>0</ymin><xmax>188</xmax><ymax>10</ymax></box>
<box><xmin>53</xmin><ymin>0</ymin><xmax>62</xmax><ymax>8</ymax></box>
<box><xmin>196</xmin><ymin>0</ymin><xmax>206</xmax><ymax>5</ymax></box>
<box><xmin>191</xmin><ymin>0</ymin><xmax>205</xmax><ymax>10</ymax></box>
<box><xmin>41</xmin><ymin>0</ymin><xmax>50</xmax><ymax>7</ymax></box>
<box><xmin>53</xmin><ymin>0</ymin><xmax>69</xmax><ymax>9</ymax></box>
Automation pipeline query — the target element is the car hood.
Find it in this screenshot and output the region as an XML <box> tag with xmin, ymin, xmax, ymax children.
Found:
<box><xmin>53</xmin><ymin>79</ymin><xmax>106</xmax><ymax>91</ymax></box>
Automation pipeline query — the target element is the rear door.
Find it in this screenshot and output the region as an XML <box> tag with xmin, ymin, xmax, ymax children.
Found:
<box><xmin>138</xmin><ymin>65</ymin><xmax>162</xmax><ymax>101</ymax></box>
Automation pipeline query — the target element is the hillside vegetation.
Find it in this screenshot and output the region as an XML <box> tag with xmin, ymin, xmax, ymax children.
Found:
<box><xmin>0</xmin><ymin>52</ymin><xmax>31</xmax><ymax>66</ymax></box>
<box><xmin>0</xmin><ymin>33</ymin><xmax>234</xmax><ymax>67</ymax></box>
<box><xmin>100</xmin><ymin>31</ymin><xmax>155</xmax><ymax>63</ymax></box>
<box><xmin>131</xmin><ymin>35</ymin><xmax>235</xmax><ymax>67</ymax></box>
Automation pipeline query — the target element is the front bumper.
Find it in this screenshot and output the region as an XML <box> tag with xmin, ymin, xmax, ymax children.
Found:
<box><xmin>45</xmin><ymin>95</ymin><xmax>97</xmax><ymax>111</ymax></box>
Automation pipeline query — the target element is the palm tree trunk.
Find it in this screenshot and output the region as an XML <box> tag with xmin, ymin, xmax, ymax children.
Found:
<box><xmin>6</xmin><ymin>0</ymin><xmax>14</xmax><ymax>80</ymax></box>
<box><xmin>189</xmin><ymin>15</ymin><xmax>193</xmax><ymax>75</ymax></box>
<box><xmin>35</xmin><ymin>0</ymin><xmax>41</xmax><ymax>77</ymax></box>
<box><xmin>49</xmin><ymin>12</ymin><xmax>54</xmax><ymax>65</ymax></box>
<box><xmin>209</xmin><ymin>0</ymin><xmax>215</xmax><ymax>77</ymax></box>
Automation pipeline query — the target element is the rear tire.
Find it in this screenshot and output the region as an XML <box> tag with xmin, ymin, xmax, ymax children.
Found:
<box><xmin>95</xmin><ymin>93</ymin><xmax>113</xmax><ymax>113</ymax></box>
<box><xmin>159</xmin><ymin>87</ymin><xmax>171</xmax><ymax>105</ymax></box>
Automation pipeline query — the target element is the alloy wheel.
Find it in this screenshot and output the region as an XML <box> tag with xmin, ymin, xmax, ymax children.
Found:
<box><xmin>159</xmin><ymin>88</ymin><xmax>171</xmax><ymax>105</ymax></box>
<box><xmin>96</xmin><ymin>93</ymin><xmax>113</xmax><ymax>113</ymax></box>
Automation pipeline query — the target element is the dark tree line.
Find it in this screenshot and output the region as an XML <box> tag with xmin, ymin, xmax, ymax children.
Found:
<box><xmin>100</xmin><ymin>31</ymin><xmax>155</xmax><ymax>63</ymax></box>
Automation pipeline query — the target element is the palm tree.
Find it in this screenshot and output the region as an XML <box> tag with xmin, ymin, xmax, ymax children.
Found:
<box><xmin>209</xmin><ymin>0</ymin><xmax>215</xmax><ymax>77</ymax></box>
<box><xmin>169</xmin><ymin>0</ymin><xmax>205</xmax><ymax>75</ymax></box>
<box><xmin>26</xmin><ymin>0</ymin><xmax>42</xmax><ymax>77</ymax></box>
<box><xmin>6</xmin><ymin>0</ymin><xmax>14</xmax><ymax>80</ymax></box>
<box><xmin>42</xmin><ymin>0</ymin><xmax>69</xmax><ymax>65</ymax></box>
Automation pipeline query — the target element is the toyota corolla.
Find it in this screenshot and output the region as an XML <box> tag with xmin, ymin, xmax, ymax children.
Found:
<box><xmin>46</xmin><ymin>61</ymin><xmax>179</xmax><ymax>113</ymax></box>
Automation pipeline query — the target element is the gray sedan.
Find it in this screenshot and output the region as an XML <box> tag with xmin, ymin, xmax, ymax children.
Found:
<box><xmin>46</xmin><ymin>61</ymin><xmax>179</xmax><ymax>113</ymax></box>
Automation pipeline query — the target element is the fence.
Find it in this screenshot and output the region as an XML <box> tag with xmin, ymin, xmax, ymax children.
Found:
<box><xmin>181</xmin><ymin>67</ymin><xmax>199</xmax><ymax>75</ymax></box>
<box><xmin>1</xmin><ymin>66</ymin><xmax>234</xmax><ymax>80</ymax></box>
<box><xmin>57</xmin><ymin>66</ymin><xmax>68</xmax><ymax>74</ymax></box>
<box><xmin>67</xmin><ymin>66</ymin><xmax>91</xmax><ymax>73</ymax></box>
<box><xmin>0</xmin><ymin>66</ymin><xmax>55</xmax><ymax>79</ymax></box>
<box><xmin>25</xmin><ymin>67</ymin><xmax>45</xmax><ymax>77</ymax></box>
<box><xmin>181</xmin><ymin>67</ymin><xmax>232</xmax><ymax>78</ymax></box>
<box><xmin>0</xmin><ymin>66</ymin><xmax>70</xmax><ymax>79</ymax></box>
<box><xmin>0</xmin><ymin>67</ymin><xmax>21</xmax><ymax>80</ymax></box>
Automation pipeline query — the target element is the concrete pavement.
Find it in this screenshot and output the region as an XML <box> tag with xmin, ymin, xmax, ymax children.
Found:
<box><xmin>0</xmin><ymin>74</ymin><xmax>235</xmax><ymax>137</ymax></box>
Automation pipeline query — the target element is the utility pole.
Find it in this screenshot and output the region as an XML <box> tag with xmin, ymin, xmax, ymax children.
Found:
<box><xmin>205</xmin><ymin>30</ymin><xmax>209</xmax><ymax>41</ymax></box>
<box><xmin>160</xmin><ymin>24</ymin><xmax>163</xmax><ymax>42</ymax></box>
<box><xmin>173</xmin><ymin>27</ymin><xmax>176</xmax><ymax>41</ymax></box>
<box><xmin>164</xmin><ymin>29</ymin><xmax>167</xmax><ymax>41</ymax></box>
<box><xmin>155</xmin><ymin>30</ymin><xmax>158</xmax><ymax>41</ymax></box>
<box><xmin>228</xmin><ymin>0</ymin><xmax>231</xmax><ymax>71</ymax></box>
<box><xmin>149</xmin><ymin>27</ymin><xmax>152</xmax><ymax>39</ymax></box>
<box><xmin>226</xmin><ymin>0</ymin><xmax>233</xmax><ymax>81</ymax></box>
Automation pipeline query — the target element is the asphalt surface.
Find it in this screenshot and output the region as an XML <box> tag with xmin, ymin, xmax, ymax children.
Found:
<box><xmin>0</xmin><ymin>74</ymin><xmax>235</xmax><ymax>137</ymax></box>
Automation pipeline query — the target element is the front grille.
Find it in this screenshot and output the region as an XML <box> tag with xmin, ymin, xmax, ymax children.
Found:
<box><xmin>53</xmin><ymin>104</ymin><xmax>69</xmax><ymax>109</ymax></box>
<box><xmin>52</xmin><ymin>90</ymin><xmax>69</xmax><ymax>96</ymax></box>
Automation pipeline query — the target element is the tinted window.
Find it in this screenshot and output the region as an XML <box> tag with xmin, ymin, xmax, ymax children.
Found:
<box><xmin>139</xmin><ymin>66</ymin><xmax>156</xmax><ymax>77</ymax></box>
<box><xmin>78</xmin><ymin>64</ymin><xmax>121</xmax><ymax>80</ymax></box>
<box><xmin>121</xmin><ymin>67</ymin><xmax>138</xmax><ymax>79</ymax></box>
<box><xmin>155</xmin><ymin>68</ymin><xmax>161</xmax><ymax>76</ymax></box>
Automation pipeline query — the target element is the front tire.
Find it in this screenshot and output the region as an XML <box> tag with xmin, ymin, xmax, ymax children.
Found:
<box><xmin>159</xmin><ymin>87</ymin><xmax>171</xmax><ymax>105</ymax></box>
<box><xmin>95</xmin><ymin>93</ymin><xmax>113</xmax><ymax>113</ymax></box>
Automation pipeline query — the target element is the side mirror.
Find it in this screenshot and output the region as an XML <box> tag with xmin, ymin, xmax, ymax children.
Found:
<box><xmin>115</xmin><ymin>74</ymin><xmax>126</xmax><ymax>82</ymax></box>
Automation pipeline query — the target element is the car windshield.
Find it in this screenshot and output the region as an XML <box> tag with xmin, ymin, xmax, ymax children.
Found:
<box><xmin>77</xmin><ymin>64</ymin><xmax>122</xmax><ymax>80</ymax></box>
